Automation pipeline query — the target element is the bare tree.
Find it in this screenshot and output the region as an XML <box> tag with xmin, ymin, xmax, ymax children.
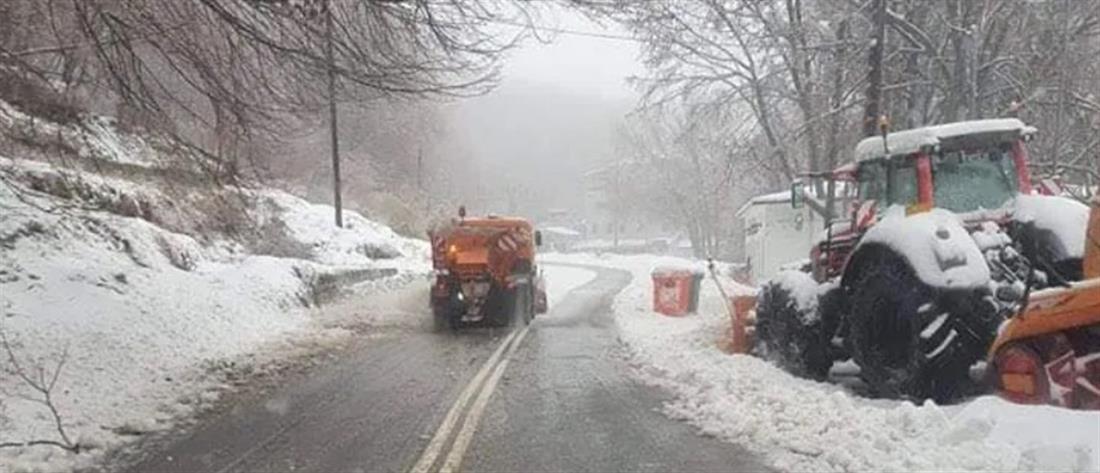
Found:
<box><xmin>580</xmin><ymin>0</ymin><xmax>868</xmax><ymax>187</ymax></box>
<box><xmin>0</xmin><ymin>0</ymin><xmax>534</xmax><ymax>177</ymax></box>
<box><xmin>579</xmin><ymin>0</ymin><xmax>1099</xmax><ymax>195</ymax></box>
<box><xmin>0</xmin><ymin>329</ymin><xmax>81</xmax><ymax>453</ymax></box>
<box><xmin>612</xmin><ymin>108</ymin><xmax>751</xmax><ymax>258</ymax></box>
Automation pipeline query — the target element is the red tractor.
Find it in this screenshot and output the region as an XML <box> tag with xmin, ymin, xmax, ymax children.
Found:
<box><xmin>755</xmin><ymin>119</ymin><xmax>1090</xmax><ymax>402</ymax></box>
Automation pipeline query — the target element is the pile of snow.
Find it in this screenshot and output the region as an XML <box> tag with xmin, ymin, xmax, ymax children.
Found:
<box><xmin>1014</xmin><ymin>194</ymin><xmax>1090</xmax><ymax>259</ymax></box>
<box><xmin>255</xmin><ymin>189</ymin><xmax>427</xmax><ymax>268</ymax></box>
<box><xmin>544</xmin><ymin>252</ymin><xmax>1100</xmax><ymax>473</ymax></box>
<box><xmin>541</xmin><ymin>265</ymin><xmax>597</xmax><ymax>307</ymax></box>
<box><xmin>767</xmin><ymin>270</ymin><xmax>822</xmax><ymax>316</ymax></box>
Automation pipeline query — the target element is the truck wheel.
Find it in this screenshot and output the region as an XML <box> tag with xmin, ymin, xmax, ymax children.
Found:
<box><xmin>523</xmin><ymin>286</ymin><xmax>535</xmax><ymax>324</ymax></box>
<box><xmin>511</xmin><ymin>286</ymin><xmax>532</xmax><ymax>326</ymax></box>
<box><xmin>483</xmin><ymin>285</ymin><xmax>511</xmax><ymax>327</ymax></box>
<box><xmin>433</xmin><ymin>305</ymin><xmax>455</xmax><ymax>333</ymax></box>
<box><xmin>847</xmin><ymin>256</ymin><xmax>972</xmax><ymax>402</ymax></box>
<box><xmin>754</xmin><ymin>272</ymin><xmax>832</xmax><ymax>381</ymax></box>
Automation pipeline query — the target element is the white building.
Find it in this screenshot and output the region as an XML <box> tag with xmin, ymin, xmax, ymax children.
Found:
<box><xmin>735</xmin><ymin>191</ymin><xmax>822</xmax><ymax>284</ymax></box>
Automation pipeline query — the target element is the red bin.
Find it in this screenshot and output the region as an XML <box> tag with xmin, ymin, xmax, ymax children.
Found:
<box><xmin>651</xmin><ymin>268</ymin><xmax>697</xmax><ymax>316</ymax></box>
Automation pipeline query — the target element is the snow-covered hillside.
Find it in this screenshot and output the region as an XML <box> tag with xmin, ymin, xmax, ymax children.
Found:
<box><xmin>0</xmin><ymin>101</ymin><xmax>429</xmax><ymax>472</ymax></box>
<box><xmin>544</xmin><ymin>253</ymin><xmax>1100</xmax><ymax>473</ymax></box>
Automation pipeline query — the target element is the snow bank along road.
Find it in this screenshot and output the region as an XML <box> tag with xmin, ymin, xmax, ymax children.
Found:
<box><xmin>545</xmin><ymin>253</ymin><xmax>1100</xmax><ymax>473</ymax></box>
<box><xmin>0</xmin><ymin>98</ymin><xmax>435</xmax><ymax>472</ymax></box>
<box><xmin>117</xmin><ymin>264</ymin><xmax>767</xmax><ymax>473</ymax></box>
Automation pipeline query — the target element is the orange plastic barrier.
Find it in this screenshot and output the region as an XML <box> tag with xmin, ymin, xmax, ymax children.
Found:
<box><xmin>729</xmin><ymin>295</ymin><xmax>757</xmax><ymax>354</ymax></box>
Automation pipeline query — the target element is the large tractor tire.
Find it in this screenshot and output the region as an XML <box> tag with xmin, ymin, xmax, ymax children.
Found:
<box><xmin>847</xmin><ymin>252</ymin><xmax>985</xmax><ymax>403</ymax></box>
<box><xmin>755</xmin><ymin>272</ymin><xmax>833</xmax><ymax>381</ymax></box>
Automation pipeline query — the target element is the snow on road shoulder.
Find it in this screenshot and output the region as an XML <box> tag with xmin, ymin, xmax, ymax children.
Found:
<box><xmin>548</xmin><ymin>252</ymin><xmax>1100</xmax><ymax>473</ymax></box>
<box><xmin>256</xmin><ymin>189</ymin><xmax>428</xmax><ymax>268</ymax></box>
<box><xmin>541</xmin><ymin>264</ymin><xmax>597</xmax><ymax>307</ymax></box>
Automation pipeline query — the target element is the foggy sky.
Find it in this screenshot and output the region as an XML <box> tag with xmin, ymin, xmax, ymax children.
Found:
<box><xmin>447</xmin><ymin>10</ymin><xmax>643</xmax><ymax>222</ymax></box>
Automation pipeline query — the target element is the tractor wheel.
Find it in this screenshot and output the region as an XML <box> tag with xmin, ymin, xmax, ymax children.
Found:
<box><xmin>754</xmin><ymin>272</ymin><xmax>833</xmax><ymax>381</ymax></box>
<box><xmin>847</xmin><ymin>255</ymin><xmax>976</xmax><ymax>403</ymax></box>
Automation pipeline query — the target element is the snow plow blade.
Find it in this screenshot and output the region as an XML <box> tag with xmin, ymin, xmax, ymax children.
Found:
<box><xmin>988</xmin><ymin>196</ymin><xmax>1100</xmax><ymax>409</ymax></box>
<box><xmin>992</xmin><ymin>279</ymin><xmax>1100</xmax><ymax>356</ymax></box>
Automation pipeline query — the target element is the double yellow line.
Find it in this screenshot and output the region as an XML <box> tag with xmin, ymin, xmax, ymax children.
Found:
<box><xmin>410</xmin><ymin>324</ymin><xmax>532</xmax><ymax>473</ymax></box>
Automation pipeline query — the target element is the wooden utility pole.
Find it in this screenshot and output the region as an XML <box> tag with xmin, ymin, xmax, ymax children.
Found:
<box><xmin>863</xmin><ymin>0</ymin><xmax>887</xmax><ymax>137</ymax></box>
<box><xmin>325</xmin><ymin>0</ymin><xmax>343</xmax><ymax>228</ymax></box>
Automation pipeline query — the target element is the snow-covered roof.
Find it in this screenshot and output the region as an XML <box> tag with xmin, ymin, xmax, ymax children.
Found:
<box><xmin>748</xmin><ymin>191</ymin><xmax>791</xmax><ymax>205</ymax></box>
<box><xmin>854</xmin><ymin>118</ymin><xmax>1036</xmax><ymax>163</ymax></box>
<box><xmin>542</xmin><ymin>226</ymin><xmax>581</xmax><ymax>236</ymax></box>
<box><xmin>735</xmin><ymin>191</ymin><xmax>791</xmax><ymax>217</ymax></box>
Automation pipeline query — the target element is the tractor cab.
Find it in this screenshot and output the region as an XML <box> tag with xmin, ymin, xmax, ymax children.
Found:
<box><xmin>801</xmin><ymin>118</ymin><xmax>1038</xmax><ymax>281</ymax></box>
<box><xmin>852</xmin><ymin>118</ymin><xmax>1034</xmax><ymax>217</ymax></box>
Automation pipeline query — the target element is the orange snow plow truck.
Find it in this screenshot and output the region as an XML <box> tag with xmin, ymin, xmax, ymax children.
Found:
<box><xmin>428</xmin><ymin>208</ymin><xmax>547</xmax><ymax>331</ymax></box>
<box><xmin>989</xmin><ymin>195</ymin><xmax>1100</xmax><ymax>409</ymax></box>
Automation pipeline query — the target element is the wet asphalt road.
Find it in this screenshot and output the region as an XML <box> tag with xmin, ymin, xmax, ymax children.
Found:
<box><xmin>123</xmin><ymin>265</ymin><xmax>767</xmax><ymax>473</ymax></box>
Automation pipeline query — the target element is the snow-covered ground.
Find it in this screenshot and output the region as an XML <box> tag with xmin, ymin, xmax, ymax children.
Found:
<box><xmin>544</xmin><ymin>252</ymin><xmax>1100</xmax><ymax>473</ymax></box>
<box><xmin>0</xmin><ymin>182</ymin><xmax>429</xmax><ymax>471</ymax></box>
<box><xmin>0</xmin><ymin>101</ymin><xmax>430</xmax><ymax>472</ymax></box>
<box><xmin>541</xmin><ymin>265</ymin><xmax>597</xmax><ymax>307</ymax></box>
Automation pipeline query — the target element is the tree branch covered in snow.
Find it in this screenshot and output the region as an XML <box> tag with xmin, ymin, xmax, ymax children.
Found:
<box><xmin>580</xmin><ymin>0</ymin><xmax>1100</xmax><ymax>190</ymax></box>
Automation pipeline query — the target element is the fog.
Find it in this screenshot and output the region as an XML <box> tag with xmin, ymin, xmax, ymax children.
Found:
<box><xmin>444</xmin><ymin>11</ymin><xmax>642</xmax><ymax>220</ymax></box>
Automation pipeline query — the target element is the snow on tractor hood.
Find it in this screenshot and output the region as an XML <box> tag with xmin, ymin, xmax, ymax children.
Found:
<box><xmin>1012</xmin><ymin>194</ymin><xmax>1089</xmax><ymax>260</ymax></box>
<box><xmin>859</xmin><ymin>206</ymin><xmax>991</xmax><ymax>289</ymax></box>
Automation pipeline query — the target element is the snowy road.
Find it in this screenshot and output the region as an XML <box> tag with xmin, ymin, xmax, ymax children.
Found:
<box><xmin>115</xmin><ymin>264</ymin><xmax>766</xmax><ymax>473</ymax></box>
